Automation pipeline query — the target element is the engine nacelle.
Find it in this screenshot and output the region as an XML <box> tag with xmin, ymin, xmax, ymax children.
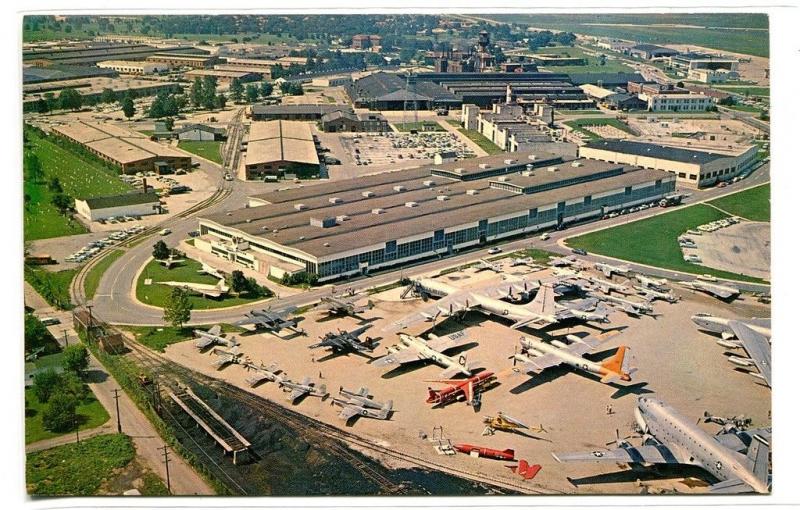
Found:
<box><xmin>728</xmin><ymin>356</ymin><xmax>753</xmax><ymax>367</ymax></box>
<box><xmin>716</xmin><ymin>339</ymin><xmax>741</xmax><ymax>349</ymax></box>
<box><xmin>551</xmin><ymin>340</ymin><xmax>569</xmax><ymax>349</ymax></box>
<box><xmin>634</xmin><ymin>406</ymin><xmax>648</xmax><ymax>434</ymax></box>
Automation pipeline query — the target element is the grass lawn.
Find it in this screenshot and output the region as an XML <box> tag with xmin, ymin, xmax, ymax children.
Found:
<box><xmin>725</xmin><ymin>104</ymin><xmax>764</xmax><ymax>113</ymax></box>
<box><xmin>25</xmin><ymin>387</ymin><xmax>110</xmax><ymax>444</ymax></box>
<box><xmin>124</xmin><ymin>324</ymin><xmax>244</xmax><ymax>352</ymax></box>
<box><xmin>177</xmin><ymin>140</ymin><xmax>224</xmax><ymax>165</ymax></box>
<box><xmin>136</xmin><ymin>257</ymin><xmax>269</xmax><ymax>310</ymax></box>
<box><xmin>566</xmin><ymin>203</ymin><xmax>765</xmax><ymax>283</ymax></box>
<box><xmin>393</xmin><ymin>121</ymin><xmax>444</xmax><ymax>132</ymax></box>
<box><xmin>457</xmin><ymin>128</ymin><xmax>504</xmax><ymax>155</ymax></box>
<box><xmin>714</xmin><ymin>86</ymin><xmax>769</xmax><ymax>97</ymax></box>
<box><xmin>26</xmin><ymin>433</ymin><xmax>135</xmax><ymax>496</ymax></box>
<box><xmin>25</xmin><ymin>266</ymin><xmax>78</xmax><ymax>310</ymax></box>
<box><xmin>84</xmin><ymin>250</ymin><xmax>124</xmax><ymax>300</ymax></box>
<box><xmin>24</xmin><ymin>129</ymin><xmax>130</xmax><ymax>241</ymax></box>
<box><xmin>445</xmin><ymin>119</ymin><xmax>462</xmax><ymax>127</ymax></box>
<box><xmin>556</xmin><ymin>109</ymin><xmax>605</xmax><ymax>116</ymax></box>
<box><xmin>708</xmin><ymin>183</ymin><xmax>770</xmax><ymax>222</ymax></box>
<box><xmin>564</xmin><ymin>118</ymin><xmax>636</xmax><ymax>140</ymax></box>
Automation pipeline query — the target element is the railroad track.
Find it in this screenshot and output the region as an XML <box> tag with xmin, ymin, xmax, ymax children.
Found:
<box><xmin>121</xmin><ymin>337</ymin><xmax>560</xmax><ymax>496</ymax></box>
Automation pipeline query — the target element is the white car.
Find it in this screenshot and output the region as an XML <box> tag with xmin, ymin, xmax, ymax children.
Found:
<box><xmin>487</xmin><ymin>247</ymin><xmax>502</xmax><ymax>255</ymax></box>
<box><xmin>159</xmin><ymin>228</ymin><xmax>172</xmax><ymax>236</ymax></box>
<box><xmin>539</xmin><ymin>233</ymin><xmax>550</xmax><ymax>241</ymax></box>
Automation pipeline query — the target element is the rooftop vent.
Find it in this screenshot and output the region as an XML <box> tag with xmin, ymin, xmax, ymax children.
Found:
<box><xmin>571</xmin><ymin>161</ymin><xmax>582</xmax><ymax>167</ymax></box>
<box><xmin>362</xmin><ymin>191</ymin><xmax>374</xmax><ymax>198</ymax></box>
<box><xmin>522</xmin><ymin>171</ymin><xmax>532</xmax><ymax>177</ymax></box>
<box><xmin>436</xmin><ymin>195</ymin><xmax>449</xmax><ymax>201</ymax></box>
<box><xmin>405</xmin><ymin>201</ymin><xmax>418</xmax><ymax>208</ymax></box>
<box><xmin>528</xmin><ymin>155</ymin><xmax>537</xmax><ymax>161</ymax></box>
<box><xmin>466</xmin><ymin>189</ymin><xmax>479</xmax><ymax>195</ymax></box>
<box><xmin>498</xmin><ymin>176</ymin><xmax>509</xmax><ymax>182</ymax></box>
<box><xmin>548</xmin><ymin>166</ymin><xmax>558</xmax><ymax>172</ymax></box>
<box><xmin>454</xmin><ymin>168</ymin><xmax>464</xmax><ymax>174</ymax></box>
<box><xmin>479</xmin><ymin>163</ymin><xmax>490</xmax><ymax>169</ymax></box>
<box><xmin>504</xmin><ymin>159</ymin><xmax>515</xmax><ymax>165</ymax></box>
<box><xmin>372</xmin><ymin>208</ymin><xmax>385</xmax><ymax>215</ymax></box>
<box><xmin>310</xmin><ymin>217</ymin><xmax>337</xmax><ymax>228</ymax></box>
<box><xmin>329</xmin><ymin>197</ymin><xmax>342</xmax><ymax>204</ymax></box>
<box><xmin>423</xmin><ymin>180</ymin><xmax>434</xmax><ymax>187</ymax></box>
<box><xmin>393</xmin><ymin>185</ymin><xmax>406</xmax><ymax>192</ymax></box>
<box><xmin>294</xmin><ymin>203</ymin><xmax>307</xmax><ymax>211</ymax></box>
<box><xmin>336</xmin><ymin>215</ymin><xmax>350</xmax><ymax>222</ymax></box>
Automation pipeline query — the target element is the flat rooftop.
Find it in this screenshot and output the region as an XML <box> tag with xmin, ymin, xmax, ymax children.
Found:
<box><xmin>583</xmin><ymin>139</ymin><xmax>736</xmax><ymax>164</ymax></box>
<box><xmin>204</xmin><ymin>156</ymin><xmax>671</xmax><ymax>258</ymax></box>
<box><xmin>52</xmin><ymin>121</ymin><xmax>189</xmax><ymax>164</ymax></box>
<box><xmin>245</xmin><ymin>120</ymin><xmax>319</xmax><ymax>166</ymax></box>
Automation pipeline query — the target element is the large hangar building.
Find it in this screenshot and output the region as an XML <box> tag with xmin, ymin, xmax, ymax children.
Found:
<box><xmin>198</xmin><ymin>152</ymin><xmax>675</xmax><ymax>282</ymax></box>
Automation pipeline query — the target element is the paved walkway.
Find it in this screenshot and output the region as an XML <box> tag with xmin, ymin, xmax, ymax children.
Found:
<box><xmin>26</xmin><ymin>423</ymin><xmax>113</xmax><ymax>454</ymax></box>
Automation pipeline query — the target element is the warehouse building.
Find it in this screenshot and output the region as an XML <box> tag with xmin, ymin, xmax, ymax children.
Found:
<box><xmin>97</xmin><ymin>60</ymin><xmax>170</xmax><ymax>75</ymax></box>
<box><xmin>52</xmin><ymin>121</ymin><xmax>191</xmax><ymax>174</ymax></box>
<box><xmin>75</xmin><ymin>191</ymin><xmax>162</xmax><ymax>221</ymax></box>
<box><xmin>242</xmin><ymin>120</ymin><xmax>320</xmax><ymax>180</ymax></box>
<box><xmin>23</xmin><ymin>43</ymin><xmax>199</xmax><ymax>66</ymax></box>
<box><xmin>249</xmin><ymin>104</ymin><xmax>351</xmax><ymax>121</ymax></box>
<box><xmin>580</xmin><ymin>139</ymin><xmax>759</xmax><ymax>188</ymax></box>
<box><xmin>320</xmin><ymin>111</ymin><xmax>389</xmax><ymax>133</ymax></box>
<box><xmin>175</xmin><ymin>124</ymin><xmax>227</xmax><ymax>141</ymax></box>
<box><xmin>146</xmin><ymin>53</ymin><xmax>221</xmax><ymax>69</ymax></box>
<box><xmin>184</xmin><ymin>68</ymin><xmax>260</xmax><ymax>86</ymax></box>
<box><xmin>629</xmin><ymin>44</ymin><xmax>679</xmax><ymax>60</ymax></box>
<box><xmin>23</xmin><ymin>64</ymin><xmax>116</xmax><ymax>84</ymax></box>
<box><xmin>197</xmin><ymin>151</ymin><xmax>675</xmax><ymax>281</ymax></box>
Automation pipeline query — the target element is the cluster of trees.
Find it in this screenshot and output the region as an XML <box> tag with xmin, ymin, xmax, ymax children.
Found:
<box><xmin>229</xmin><ymin>270</ymin><xmax>274</xmax><ymax>298</ymax></box>
<box><xmin>30</xmin><ymin>345</ymin><xmax>91</xmax><ymax>433</ymax></box>
<box><xmin>30</xmin><ymin>84</ymin><xmax>183</xmax><ymax>115</ymax></box>
<box><xmin>163</xmin><ymin>287</ymin><xmax>192</xmax><ymax>328</ymax></box>
<box><xmin>148</xmin><ymin>90</ymin><xmax>187</xmax><ymax>119</ymax></box>
<box><xmin>527</xmin><ymin>30</ymin><xmax>577</xmax><ymax>50</ymax></box>
<box><xmin>279</xmin><ymin>81</ymin><xmax>304</xmax><ymax>96</ymax></box>
<box><xmin>25</xmin><ymin>314</ymin><xmax>60</xmax><ymax>356</ymax></box>
<box><xmin>280</xmin><ymin>271</ymin><xmax>319</xmax><ymax>287</ymax></box>
<box><xmin>190</xmin><ymin>76</ymin><xmax>226</xmax><ymax>110</ymax></box>
<box><xmin>229</xmin><ymin>80</ymin><xmax>273</xmax><ymax>103</ymax></box>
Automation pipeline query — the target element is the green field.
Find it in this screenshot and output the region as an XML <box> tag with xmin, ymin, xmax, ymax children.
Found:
<box><xmin>25</xmin><ymin>266</ymin><xmax>78</xmax><ymax>310</ymax></box>
<box><xmin>714</xmin><ymin>86</ymin><xmax>770</xmax><ymax>97</ymax></box>
<box><xmin>136</xmin><ymin>257</ymin><xmax>269</xmax><ymax>310</ymax></box>
<box><xmin>530</xmin><ymin>46</ymin><xmax>634</xmax><ymax>73</ymax></box>
<box><xmin>124</xmin><ymin>324</ymin><xmax>243</xmax><ymax>352</ymax></box>
<box><xmin>177</xmin><ymin>140</ymin><xmax>224</xmax><ymax>165</ymax></box>
<box><xmin>567</xmin><ymin>203</ymin><xmax>765</xmax><ymax>283</ymax></box>
<box><xmin>24</xmin><ymin>129</ymin><xmax>131</xmax><ymax>241</ymax></box>
<box><xmin>709</xmin><ymin>184</ymin><xmax>770</xmax><ymax>222</ymax></box>
<box><xmin>84</xmin><ymin>250</ymin><xmax>124</xmax><ymax>300</ymax></box>
<box><xmin>457</xmin><ymin>128</ymin><xmax>504</xmax><ymax>155</ymax></box>
<box><xmin>393</xmin><ymin>121</ymin><xmax>444</xmax><ymax>132</ymax></box>
<box><xmin>25</xmin><ymin>387</ymin><xmax>110</xmax><ymax>444</ymax></box>
<box><xmin>564</xmin><ymin>118</ymin><xmax>636</xmax><ymax>140</ymax></box>
<box><xmin>556</xmin><ymin>109</ymin><xmax>605</xmax><ymax>116</ymax></box>
<box><xmin>26</xmin><ymin>433</ymin><xmax>135</xmax><ymax>496</ymax></box>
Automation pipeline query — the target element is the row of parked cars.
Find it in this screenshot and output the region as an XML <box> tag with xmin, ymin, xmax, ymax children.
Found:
<box><xmin>601</xmin><ymin>200</ymin><xmax>660</xmax><ymax>220</ymax></box>
<box><xmin>98</xmin><ymin>215</ymin><xmax>140</xmax><ymax>225</ymax></box>
<box><xmin>64</xmin><ymin>226</ymin><xmax>146</xmax><ymax>263</ymax></box>
<box><xmin>680</xmin><ymin>217</ymin><xmax>742</xmax><ymax>264</ymax></box>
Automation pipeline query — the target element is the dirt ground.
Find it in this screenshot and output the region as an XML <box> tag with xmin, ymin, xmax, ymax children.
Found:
<box><xmin>162</xmin><ymin>262</ymin><xmax>771</xmax><ymax>495</ymax></box>
<box><xmin>628</xmin><ymin>117</ymin><xmax>760</xmax><ymax>153</ymax></box>
<box><xmin>584</xmin><ymin>124</ymin><xmax>633</xmax><ymax>139</ymax></box>
<box><xmin>689</xmin><ymin>222</ymin><xmax>771</xmax><ymax>280</ymax></box>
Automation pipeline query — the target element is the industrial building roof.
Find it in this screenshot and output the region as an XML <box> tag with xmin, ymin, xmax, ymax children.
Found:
<box><xmin>204</xmin><ymin>155</ymin><xmax>671</xmax><ymax>258</ymax></box>
<box><xmin>250</xmin><ymin>104</ymin><xmax>350</xmax><ymax>116</ymax></box>
<box><xmin>80</xmin><ymin>191</ymin><xmax>160</xmax><ymax>208</ymax></box>
<box><xmin>23</xmin><ymin>64</ymin><xmax>116</xmax><ymax>84</ymax></box>
<box><xmin>185</xmin><ymin>69</ymin><xmax>256</xmax><ymax>79</ymax></box>
<box><xmin>567</xmin><ymin>72</ymin><xmax>646</xmax><ymax>87</ymax></box>
<box><xmin>584</xmin><ymin>140</ymin><xmax>731</xmax><ymax>164</ymax></box>
<box><xmin>245</xmin><ymin>120</ymin><xmax>319</xmax><ymax>166</ymax></box>
<box><xmin>631</xmin><ymin>44</ymin><xmax>678</xmax><ymax>53</ymax></box>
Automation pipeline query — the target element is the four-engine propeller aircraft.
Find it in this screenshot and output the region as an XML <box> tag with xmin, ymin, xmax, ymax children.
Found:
<box><xmin>512</xmin><ymin>334</ymin><xmax>634</xmax><ymax>384</ymax></box>
<box><xmin>426</xmin><ymin>370</ymin><xmax>496</xmax><ymax>408</ymax></box>
<box><xmin>308</xmin><ymin>324</ymin><xmax>377</xmax><ymax>356</ymax></box>
<box><xmin>692</xmin><ymin>314</ymin><xmax>771</xmax><ymax>386</ymax></box>
<box><xmin>373</xmin><ymin>329</ymin><xmax>479</xmax><ymax>378</ymax></box>
<box><xmin>679</xmin><ymin>279</ymin><xmax>740</xmax><ymax>300</ymax></box>
<box><xmin>552</xmin><ymin>396</ymin><xmax>771</xmax><ymax>494</ymax></box>
<box><xmin>194</xmin><ymin>325</ymin><xmax>238</xmax><ymax>350</ymax></box>
<box><xmin>389</xmin><ymin>278</ymin><xmax>559</xmax><ymax>331</ymax></box>
<box><xmin>235</xmin><ymin>306</ymin><xmax>303</xmax><ymax>334</ymax></box>
<box><xmin>315</xmin><ymin>293</ymin><xmax>374</xmax><ymax>318</ymax></box>
<box><xmin>279</xmin><ymin>376</ymin><xmax>328</xmax><ymax>404</ymax></box>
<box><xmin>330</xmin><ymin>386</ymin><xmax>393</xmax><ymax>422</ymax></box>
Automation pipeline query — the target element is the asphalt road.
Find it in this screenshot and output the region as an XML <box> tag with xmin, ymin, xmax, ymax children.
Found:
<box><xmin>89</xmin><ymin>156</ymin><xmax>769</xmax><ymax>326</ymax></box>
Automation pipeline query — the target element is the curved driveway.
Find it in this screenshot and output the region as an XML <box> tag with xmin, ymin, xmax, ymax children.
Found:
<box><xmin>91</xmin><ymin>160</ymin><xmax>770</xmax><ymax>326</ymax></box>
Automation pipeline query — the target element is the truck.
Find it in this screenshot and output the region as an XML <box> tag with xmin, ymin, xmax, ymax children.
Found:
<box><xmin>659</xmin><ymin>193</ymin><xmax>684</xmax><ymax>208</ymax></box>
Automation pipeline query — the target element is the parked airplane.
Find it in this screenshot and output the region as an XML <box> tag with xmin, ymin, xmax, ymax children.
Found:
<box><xmin>595</xmin><ymin>262</ymin><xmax>631</xmax><ymax>278</ymax></box>
<box><xmin>373</xmin><ymin>329</ymin><xmax>479</xmax><ymax>378</ymax></box>
<box><xmin>314</xmin><ymin>293</ymin><xmax>374</xmax><ymax>317</ymax></box>
<box><xmin>634</xmin><ymin>274</ymin><xmax>669</xmax><ymax>291</ymax></box>
<box><xmin>279</xmin><ymin>376</ymin><xmax>327</xmax><ymax>403</ymax></box>
<box><xmin>548</xmin><ymin>255</ymin><xmax>585</xmax><ymax>269</ymax></box>
<box><xmin>194</xmin><ymin>325</ymin><xmax>238</xmax><ymax>350</ymax></box>
<box><xmin>390</xmin><ymin>278</ymin><xmax>559</xmax><ymax>331</ymax></box>
<box><xmin>552</xmin><ymin>396</ymin><xmax>771</xmax><ymax>494</ymax></box>
<box><xmin>453</xmin><ymin>443</ymin><xmax>515</xmax><ymax>461</ymax></box>
<box><xmin>509</xmin><ymin>256</ymin><xmax>538</xmax><ymax>268</ymax></box>
<box><xmin>634</xmin><ymin>285</ymin><xmax>679</xmax><ymax>303</ymax></box>
<box><xmin>512</xmin><ymin>334</ymin><xmax>633</xmax><ymax>383</ymax></box>
<box><xmin>692</xmin><ymin>314</ymin><xmax>771</xmax><ymax>386</ymax></box>
<box><xmin>482</xmin><ymin>411</ymin><xmax>536</xmax><ymax>436</ymax></box>
<box><xmin>156</xmin><ymin>253</ymin><xmax>186</xmax><ymax>269</ymax></box>
<box><xmin>197</xmin><ymin>259</ymin><xmax>224</xmax><ymax>279</ymax></box>
<box><xmin>330</xmin><ymin>386</ymin><xmax>393</xmax><ymax>421</ymax></box>
<box><xmin>308</xmin><ymin>324</ymin><xmax>376</xmax><ymax>355</ymax></box>
<box><xmin>211</xmin><ymin>346</ymin><xmax>244</xmax><ymax>370</ymax></box>
<box><xmin>556</xmin><ymin>298</ymin><xmax>612</xmax><ymax>324</ymax></box>
<box><xmin>474</xmin><ymin>259</ymin><xmax>502</xmax><ymax>273</ymax></box>
<box><xmin>564</xmin><ymin>273</ymin><xmax>629</xmax><ymax>295</ymax></box>
<box><xmin>243</xmin><ymin>361</ymin><xmax>286</xmax><ymax>387</ymax></box>
<box><xmin>235</xmin><ymin>306</ymin><xmax>302</xmax><ymax>334</ymax></box>
<box><xmin>159</xmin><ymin>278</ymin><xmax>230</xmax><ymax>298</ymax></box>
<box><xmin>426</xmin><ymin>370</ymin><xmax>496</xmax><ymax>408</ymax></box>
<box><xmin>589</xmin><ymin>291</ymin><xmax>655</xmax><ymax>316</ymax></box>
<box><xmin>679</xmin><ymin>279</ymin><xmax>740</xmax><ymax>300</ymax></box>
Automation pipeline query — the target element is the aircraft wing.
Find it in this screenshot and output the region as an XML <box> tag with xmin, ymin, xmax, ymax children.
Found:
<box><xmin>288</xmin><ymin>387</ymin><xmax>307</xmax><ymax>401</ymax></box>
<box><xmin>372</xmin><ymin>348</ymin><xmax>421</xmax><ymax>367</ymax></box>
<box><xmin>553</xmin><ymin>443</ymin><xmax>689</xmax><ymax>465</ymax></box>
<box><xmin>387</xmin><ymin>292</ymin><xmax>476</xmax><ymax>331</ymax></box>
<box><xmin>520</xmin><ymin>353</ymin><xmax>565</xmax><ymax>373</ymax></box>
<box><xmin>426</xmin><ymin>330</ymin><xmax>471</xmax><ymax>352</ymax></box>
<box><xmin>207</xmin><ymin>325</ymin><xmax>222</xmax><ymax>336</ymax></box>
<box><xmin>234</xmin><ymin>315</ymin><xmax>268</xmax><ymax>327</ymax></box>
<box><xmin>338</xmin><ymin>404</ymin><xmax>362</xmax><ymax>421</ymax></box>
<box><xmin>704</xmin><ymin>284</ymin><xmax>738</xmax><ymax>299</ymax></box>
<box><xmin>562</xmin><ymin>335</ymin><xmax>602</xmax><ymax>357</ymax></box>
<box><xmin>715</xmin><ymin>428</ymin><xmax>772</xmax><ymax>453</ymax></box>
<box><xmin>707</xmin><ymin>479</ymin><xmax>756</xmax><ymax>494</ymax></box>
<box><xmin>195</xmin><ymin>336</ymin><xmax>217</xmax><ymax>350</ymax></box>
<box><xmin>729</xmin><ymin>321</ymin><xmax>771</xmax><ymax>385</ymax></box>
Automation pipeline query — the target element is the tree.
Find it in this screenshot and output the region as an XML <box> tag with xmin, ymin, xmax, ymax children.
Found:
<box><xmin>152</xmin><ymin>240</ymin><xmax>170</xmax><ymax>260</ymax></box>
<box><xmin>122</xmin><ymin>96</ymin><xmax>136</xmax><ymax>119</ymax></box>
<box><xmin>24</xmin><ymin>152</ymin><xmax>44</xmax><ymax>183</ymax></box>
<box><xmin>51</xmin><ymin>193</ymin><xmax>73</xmax><ymax>216</ymax></box>
<box><xmin>164</xmin><ymin>287</ymin><xmax>192</xmax><ymax>328</ymax></box>
<box><xmin>58</xmin><ymin>87</ymin><xmax>83</xmax><ymax>111</ymax></box>
<box><xmin>216</xmin><ymin>93</ymin><xmax>227</xmax><ymax>109</ymax></box>
<box><xmin>245</xmin><ymin>83</ymin><xmax>259</xmax><ymax>102</ymax></box>
<box><xmin>164</xmin><ymin>117</ymin><xmax>175</xmax><ymax>131</ymax></box>
<box><xmin>229</xmin><ymin>270</ymin><xmax>248</xmax><ymax>294</ymax></box>
<box><xmin>35</xmin><ymin>98</ymin><xmax>50</xmax><ymax>114</ymax></box>
<box><xmin>260</xmin><ymin>81</ymin><xmax>273</xmax><ymax>98</ymax></box>
<box><xmin>42</xmin><ymin>390</ymin><xmax>78</xmax><ymax>432</ymax></box>
<box><xmin>32</xmin><ymin>368</ymin><xmax>62</xmax><ymax>403</ymax></box>
<box><xmin>191</xmin><ymin>77</ymin><xmax>204</xmax><ymax>107</ymax></box>
<box><xmin>48</xmin><ymin>176</ymin><xmax>63</xmax><ymax>193</ymax></box>
<box><xmin>62</xmin><ymin>344</ymin><xmax>89</xmax><ymax>375</ymax></box>
<box><xmin>230</xmin><ymin>79</ymin><xmax>244</xmax><ymax>101</ymax></box>
<box><xmin>100</xmin><ymin>88</ymin><xmax>117</xmax><ymax>104</ymax></box>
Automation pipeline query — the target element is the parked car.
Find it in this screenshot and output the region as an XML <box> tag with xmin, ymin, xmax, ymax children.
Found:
<box><xmin>487</xmin><ymin>247</ymin><xmax>502</xmax><ymax>255</ymax></box>
<box><xmin>159</xmin><ymin>228</ymin><xmax>171</xmax><ymax>236</ymax></box>
<box><xmin>572</xmin><ymin>248</ymin><xmax>588</xmax><ymax>256</ymax></box>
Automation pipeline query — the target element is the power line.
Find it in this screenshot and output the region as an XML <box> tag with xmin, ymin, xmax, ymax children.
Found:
<box><xmin>158</xmin><ymin>445</ymin><xmax>171</xmax><ymax>494</ymax></box>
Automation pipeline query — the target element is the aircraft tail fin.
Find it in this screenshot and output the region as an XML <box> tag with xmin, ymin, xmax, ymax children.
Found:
<box><xmin>600</xmin><ymin>346</ymin><xmax>630</xmax><ymax>381</ymax></box>
<box><xmin>747</xmin><ymin>434</ymin><xmax>770</xmax><ymax>486</ymax></box>
<box><xmin>426</xmin><ymin>387</ymin><xmax>439</xmax><ymax>402</ymax></box>
<box><xmin>527</xmin><ymin>283</ymin><xmax>556</xmax><ymax>317</ymax></box>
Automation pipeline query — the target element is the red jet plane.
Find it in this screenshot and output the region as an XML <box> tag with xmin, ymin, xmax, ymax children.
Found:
<box><xmin>426</xmin><ymin>370</ymin><xmax>496</xmax><ymax>408</ymax></box>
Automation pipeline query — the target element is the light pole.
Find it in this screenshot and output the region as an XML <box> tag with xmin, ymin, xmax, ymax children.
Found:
<box><xmin>112</xmin><ymin>389</ymin><xmax>122</xmax><ymax>433</ymax></box>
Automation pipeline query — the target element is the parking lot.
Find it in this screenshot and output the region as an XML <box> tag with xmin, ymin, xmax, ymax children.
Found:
<box><xmin>339</xmin><ymin>131</ymin><xmax>475</xmax><ymax>167</ymax></box>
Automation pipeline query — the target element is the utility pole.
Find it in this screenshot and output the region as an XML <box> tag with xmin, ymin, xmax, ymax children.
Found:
<box><xmin>86</xmin><ymin>303</ymin><xmax>94</xmax><ymax>341</ymax></box>
<box><xmin>158</xmin><ymin>445</ymin><xmax>171</xmax><ymax>494</ymax></box>
<box><xmin>74</xmin><ymin>416</ymin><xmax>79</xmax><ymax>445</ymax></box>
<box><xmin>62</xmin><ymin>329</ymin><xmax>69</xmax><ymax>347</ymax></box>
<box><xmin>112</xmin><ymin>389</ymin><xmax>122</xmax><ymax>433</ymax></box>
